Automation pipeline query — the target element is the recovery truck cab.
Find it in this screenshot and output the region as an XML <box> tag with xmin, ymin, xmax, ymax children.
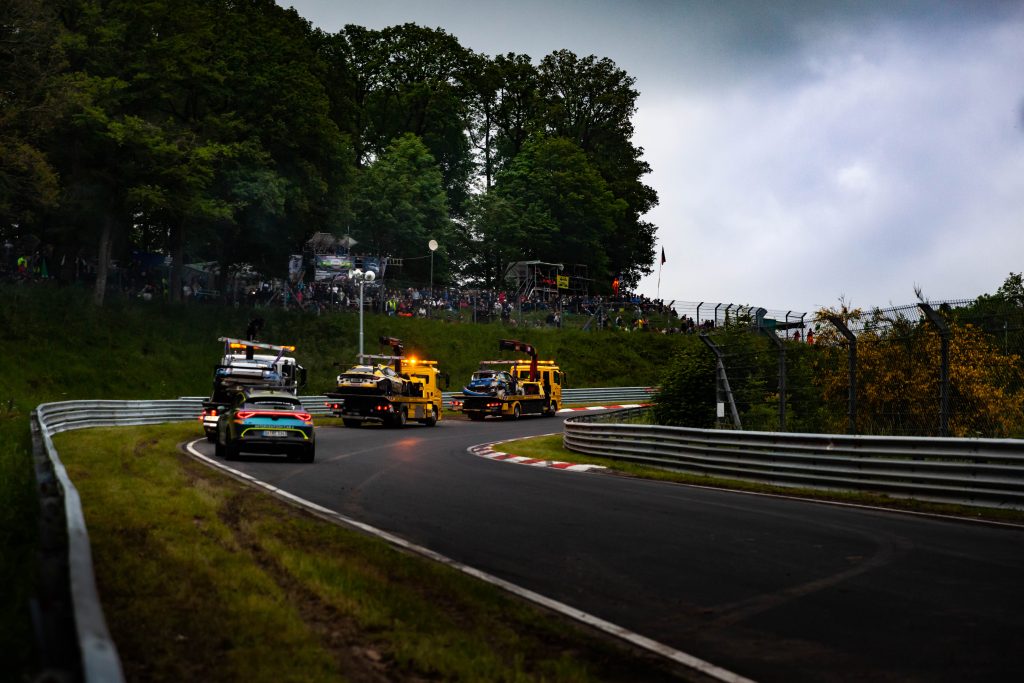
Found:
<box><xmin>457</xmin><ymin>339</ymin><xmax>564</xmax><ymax>421</ymax></box>
<box><xmin>200</xmin><ymin>337</ymin><xmax>307</xmax><ymax>440</ymax></box>
<box><xmin>325</xmin><ymin>337</ymin><xmax>448</xmax><ymax>428</ymax></box>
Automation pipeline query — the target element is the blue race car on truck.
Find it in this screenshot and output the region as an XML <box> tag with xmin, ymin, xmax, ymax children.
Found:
<box><xmin>215</xmin><ymin>389</ymin><xmax>315</xmax><ymax>462</ymax></box>
<box><xmin>461</xmin><ymin>369</ymin><xmax>519</xmax><ymax>398</ymax></box>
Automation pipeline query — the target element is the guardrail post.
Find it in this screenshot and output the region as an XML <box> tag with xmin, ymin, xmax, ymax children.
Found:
<box><xmin>825</xmin><ymin>315</ymin><xmax>858</xmax><ymax>435</ymax></box>
<box><xmin>758</xmin><ymin>327</ymin><xmax>786</xmax><ymax>431</ymax></box>
<box><xmin>699</xmin><ymin>334</ymin><xmax>742</xmax><ymax>429</ymax></box>
<box><xmin>919</xmin><ymin>303</ymin><xmax>951</xmax><ymax>437</ymax></box>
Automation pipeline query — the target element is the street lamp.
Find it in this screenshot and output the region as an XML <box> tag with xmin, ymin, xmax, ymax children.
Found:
<box><xmin>428</xmin><ymin>239</ymin><xmax>438</xmax><ymax>318</ymax></box>
<box><xmin>352</xmin><ymin>268</ymin><xmax>375</xmax><ymax>361</ymax></box>
<box><xmin>428</xmin><ymin>238</ymin><xmax>438</xmax><ymax>297</ymax></box>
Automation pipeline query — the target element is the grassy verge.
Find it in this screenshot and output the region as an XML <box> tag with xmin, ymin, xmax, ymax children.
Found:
<box><xmin>54</xmin><ymin>423</ymin><xmax>686</xmax><ymax>682</ymax></box>
<box><xmin>493</xmin><ymin>435</ymin><xmax>1024</xmax><ymax>526</ymax></box>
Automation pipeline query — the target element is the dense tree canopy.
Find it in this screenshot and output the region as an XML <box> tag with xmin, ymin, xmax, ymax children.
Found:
<box><xmin>349</xmin><ymin>133</ymin><xmax>452</xmax><ymax>283</ymax></box>
<box><xmin>0</xmin><ymin>2</ymin><xmax>660</xmax><ymax>302</ymax></box>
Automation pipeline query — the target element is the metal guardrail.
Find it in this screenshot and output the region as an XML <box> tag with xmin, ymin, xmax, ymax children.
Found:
<box><xmin>441</xmin><ymin>386</ymin><xmax>656</xmax><ymax>405</ymax></box>
<box><xmin>184</xmin><ymin>389</ymin><xmax>656</xmax><ymax>410</ymax></box>
<box><xmin>40</xmin><ymin>399</ymin><xmax>205</xmax><ymax>435</ymax></box>
<box><xmin>178</xmin><ymin>396</ymin><xmax>333</xmax><ymax>415</ymax></box>
<box><xmin>564</xmin><ymin>408</ymin><xmax>1024</xmax><ymax>509</ymax></box>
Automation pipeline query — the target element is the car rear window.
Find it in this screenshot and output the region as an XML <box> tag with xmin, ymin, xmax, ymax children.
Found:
<box><xmin>243</xmin><ymin>400</ymin><xmax>299</xmax><ymax>411</ymax></box>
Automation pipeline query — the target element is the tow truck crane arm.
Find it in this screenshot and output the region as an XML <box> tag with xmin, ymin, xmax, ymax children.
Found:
<box><xmin>498</xmin><ymin>339</ymin><xmax>538</xmax><ymax>381</ymax></box>
<box><xmin>379</xmin><ymin>336</ymin><xmax>405</xmax><ymax>374</ymax></box>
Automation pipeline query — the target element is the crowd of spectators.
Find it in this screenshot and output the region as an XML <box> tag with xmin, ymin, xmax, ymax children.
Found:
<box><xmin>2</xmin><ymin>247</ymin><xmax>809</xmax><ymax>339</ymax></box>
<box><xmin>274</xmin><ymin>277</ymin><xmax>719</xmax><ymax>335</ymax></box>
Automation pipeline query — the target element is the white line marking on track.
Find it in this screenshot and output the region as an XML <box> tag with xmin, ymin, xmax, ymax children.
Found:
<box><xmin>183</xmin><ymin>438</ymin><xmax>754</xmax><ymax>683</ymax></box>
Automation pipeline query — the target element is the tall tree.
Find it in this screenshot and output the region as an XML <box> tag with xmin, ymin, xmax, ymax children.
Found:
<box><xmin>466</xmin><ymin>52</ymin><xmax>541</xmax><ymax>191</ymax></box>
<box><xmin>537</xmin><ymin>49</ymin><xmax>658</xmax><ymax>288</ymax></box>
<box><xmin>212</xmin><ymin>0</ymin><xmax>350</xmax><ymax>262</ymax></box>
<box><xmin>461</xmin><ymin>191</ymin><xmax>538</xmax><ymax>289</ymax></box>
<box><xmin>48</xmin><ymin>0</ymin><xmax>351</xmax><ymax>301</ymax></box>
<box><xmin>488</xmin><ymin>135</ymin><xmax>625</xmax><ymax>287</ymax></box>
<box><xmin>329</xmin><ymin>23</ymin><xmax>474</xmax><ymax>217</ymax></box>
<box><xmin>349</xmin><ymin>133</ymin><xmax>452</xmax><ymax>283</ymax></box>
<box><xmin>0</xmin><ymin>0</ymin><xmax>63</xmax><ymax>227</ymax></box>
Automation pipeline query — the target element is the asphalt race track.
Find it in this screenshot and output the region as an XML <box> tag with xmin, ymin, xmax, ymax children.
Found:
<box><xmin>191</xmin><ymin>415</ymin><xmax>1024</xmax><ymax>682</ymax></box>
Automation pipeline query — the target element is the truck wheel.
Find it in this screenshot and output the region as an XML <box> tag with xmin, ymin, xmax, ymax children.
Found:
<box><xmin>504</xmin><ymin>403</ymin><xmax>521</xmax><ymax>420</ymax></box>
<box><xmin>423</xmin><ymin>409</ymin><xmax>438</xmax><ymax>427</ymax></box>
<box><xmin>395</xmin><ymin>406</ymin><xmax>407</xmax><ymax>426</ymax></box>
<box><xmin>342</xmin><ymin>419</ymin><xmax>361</xmax><ymax>428</ymax></box>
<box><xmin>224</xmin><ymin>442</ymin><xmax>239</xmax><ymax>461</ymax></box>
<box><xmin>545</xmin><ymin>401</ymin><xmax>558</xmax><ymax>417</ymax></box>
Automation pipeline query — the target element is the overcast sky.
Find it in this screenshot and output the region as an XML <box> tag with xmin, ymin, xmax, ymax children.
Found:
<box><xmin>281</xmin><ymin>0</ymin><xmax>1024</xmax><ymax>314</ymax></box>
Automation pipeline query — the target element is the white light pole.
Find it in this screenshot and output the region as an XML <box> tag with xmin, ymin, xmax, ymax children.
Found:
<box><xmin>428</xmin><ymin>239</ymin><xmax>438</xmax><ymax>297</ymax></box>
<box><xmin>428</xmin><ymin>239</ymin><xmax>438</xmax><ymax>318</ymax></box>
<box><xmin>352</xmin><ymin>268</ymin><xmax>375</xmax><ymax>361</ymax></box>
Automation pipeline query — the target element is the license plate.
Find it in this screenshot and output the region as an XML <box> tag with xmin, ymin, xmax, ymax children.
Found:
<box><xmin>263</xmin><ymin>430</ymin><xmax>288</xmax><ymax>438</ymax></box>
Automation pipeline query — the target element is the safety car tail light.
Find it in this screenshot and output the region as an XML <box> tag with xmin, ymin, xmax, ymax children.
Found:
<box><xmin>235</xmin><ymin>410</ymin><xmax>312</xmax><ymax>421</ymax></box>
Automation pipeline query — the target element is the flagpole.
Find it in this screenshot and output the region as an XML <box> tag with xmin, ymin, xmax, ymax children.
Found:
<box><xmin>656</xmin><ymin>245</ymin><xmax>663</xmax><ymax>301</ymax></box>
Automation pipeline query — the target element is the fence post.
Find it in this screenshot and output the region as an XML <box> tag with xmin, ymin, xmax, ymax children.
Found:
<box><xmin>699</xmin><ymin>333</ymin><xmax>742</xmax><ymax>429</ymax></box>
<box><xmin>825</xmin><ymin>315</ymin><xmax>858</xmax><ymax>435</ymax></box>
<box><xmin>758</xmin><ymin>326</ymin><xmax>786</xmax><ymax>431</ymax></box>
<box><xmin>918</xmin><ymin>303</ymin><xmax>950</xmax><ymax>437</ymax></box>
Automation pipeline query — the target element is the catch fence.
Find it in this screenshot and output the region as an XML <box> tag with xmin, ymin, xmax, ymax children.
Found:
<box><xmin>697</xmin><ymin>300</ymin><xmax>1024</xmax><ymax>438</ymax></box>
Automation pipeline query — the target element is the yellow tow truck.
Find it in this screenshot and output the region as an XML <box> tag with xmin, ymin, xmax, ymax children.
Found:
<box><xmin>456</xmin><ymin>339</ymin><xmax>565</xmax><ymax>420</ymax></box>
<box><xmin>325</xmin><ymin>337</ymin><xmax>448</xmax><ymax>427</ymax></box>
